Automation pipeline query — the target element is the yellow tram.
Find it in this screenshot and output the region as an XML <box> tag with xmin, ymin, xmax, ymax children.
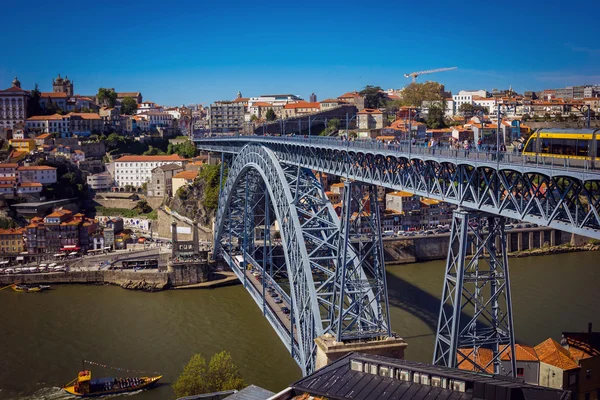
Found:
<box><xmin>522</xmin><ymin>129</ymin><xmax>600</xmax><ymax>160</ymax></box>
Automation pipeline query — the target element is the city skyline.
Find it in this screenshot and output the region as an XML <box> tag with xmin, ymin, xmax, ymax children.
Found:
<box><xmin>2</xmin><ymin>0</ymin><xmax>599</xmax><ymax>105</ymax></box>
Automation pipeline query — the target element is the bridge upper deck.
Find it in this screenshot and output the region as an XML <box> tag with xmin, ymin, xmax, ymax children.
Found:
<box><xmin>195</xmin><ymin>135</ymin><xmax>600</xmax><ymax>181</ymax></box>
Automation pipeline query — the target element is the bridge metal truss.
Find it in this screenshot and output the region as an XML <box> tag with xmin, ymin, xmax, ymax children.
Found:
<box><xmin>268</xmin><ymin>143</ymin><xmax>600</xmax><ymax>239</ymax></box>
<box><xmin>197</xmin><ymin>138</ymin><xmax>600</xmax><ymax>239</ymax></box>
<box><xmin>433</xmin><ymin>210</ymin><xmax>517</xmax><ymax>375</ymax></box>
<box><xmin>213</xmin><ymin>145</ymin><xmax>391</xmax><ymax>375</ymax></box>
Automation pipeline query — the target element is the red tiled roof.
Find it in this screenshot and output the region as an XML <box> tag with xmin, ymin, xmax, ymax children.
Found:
<box><xmin>117</xmin><ymin>92</ymin><xmax>141</xmax><ymax>98</ymax></box>
<box><xmin>284</xmin><ymin>102</ymin><xmax>320</xmax><ymax>110</ymax></box>
<box><xmin>19</xmin><ymin>182</ymin><xmax>42</xmax><ymax>187</ymax></box>
<box><xmin>2</xmin><ymin>86</ymin><xmax>29</xmax><ymax>93</ymax></box>
<box><xmin>35</xmin><ymin>133</ymin><xmax>52</xmax><ymax>139</ymax></box>
<box><xmin>338</xmin><ymin>91</ymin><xmax>361</xmax><ymax>99</ymax></box>
<box><xmin>232</xmin><ymin>97</ymin><xmax>249</xmax><ymax>103</ymax></box>
<box><xmin>173</xmin><ymin>170</ymin><xmax>199</xmax><ymax>180</ymax></box>
<box><xmin>0</xmin><ymin>163</ymin><xmax>18</xmax><ymax>168</ymax></box>
<box><xmin>68</xmin><ymin>112</ymin><xmax>101</xmax><ymax>120</ymax></box>
<box><xmin>251</xmin><ymin>102</ymin><xmax>272</xmax><ymax>107</ymax></box>
<box><xmin>116</xmin><ymin>154</ymin><xmax>185</xmax><ymax>162</ymax></box>
<box><xmin>0</xmin><ymin>228</ymin><xmax>24</xmax><ymax>235</ymax></box>
<box><xmin>18</xmin><ymin>166</ymin><xmax>56</xmax><ymax>171</ymax></box>
<box><xmin>27</xmin><ymin>114</ymin><xmax>65</xmax><ymax>121</ymax></box>
<box><xmin>563</xmin><ymin>332</ymin><xmax>600</xmax><ymax>362</ymax></box>
<box><xmin>457</xmin><ymin>348</ymin><xmax>494</xmax><ymax>374</ymax></box>
<box><xmin>535</xmin><ymin>338</ymin><xmax>580</xmax><ymax>370</ymax></box>
<box><xmin>357</xmin><ymin>108</ymin><xmax>383</xmax><ymax>115</ymax></box>
<box><xmin>0</xmin><ymin>176</ymin><xmax>16</xmax><ymax>181</ymax></box>
<box><xmin>41</xmin><ymin>92</ymin><xmax>68</xmax><ymax>98</ymax></box>
<box><xmin>500</xmin><ymin>344</ymin><xmax>539</xmax><ymax>362</ymax></box>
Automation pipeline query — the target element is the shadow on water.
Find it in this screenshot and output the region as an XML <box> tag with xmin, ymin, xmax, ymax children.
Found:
<box><xmin>384</xmin><ymin>268</ymin><xmax>520</xmax><ymax>343</ymax></box>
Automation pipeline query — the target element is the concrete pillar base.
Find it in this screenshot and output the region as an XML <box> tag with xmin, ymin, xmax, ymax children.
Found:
<box><xmin>315</xmin><ymin>334</ymin><xmax>407</xmax><ymax>371</ymax></box>
<box><xmin>517</xmin><ymin>232</ymin><xmax>523</xmax><ymax>252</ymax></box>
<box><xmin>550</xmin><ymin>230</ymin><xmax>556</xmax><ymax>247</ymax></box>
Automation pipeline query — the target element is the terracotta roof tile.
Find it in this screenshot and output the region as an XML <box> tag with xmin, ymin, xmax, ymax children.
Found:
<box><xmin>358</xmin><ymin>108</ymin><xmax>383</xmax><ymax>115</ymax></box>
<box><xmin>284</xmin><ymin>102</ymin><xmax>320</xmax><ymax>110</ymax></box>
<box><xmin>19</xmin><ymin>182</ymin><xmax>43</xmax><ymax>187</ymax></box>
<box><xmin>251</xmin><ymin>102</ymin><xmax>272</xmax><ymax>107</ymax></box>
<box><xmin>173</xmin><ymin>170</ymin><xmax>199</xmax><ymax>180</ymax></box>
<box><xmin>41</xmin><ymin>92</ymin><xmax>68</xmax><ymax>98</ymax></box>
<box><xmin>535</xmin><ymin>338</ymin><xmax>580</xmax><ymax>370</ymax></box>
<box><xmin>18</xmin><ymin>166</ymin><xmax>56</xmax><ymax>171</ymax></box>
<box><xmin>562</xmin><ymin>332</ymin><xmax>600</xmax><ymax>362</ymax></box>
<box><xmin>116</xmin><ymin>154</ymin><xmax>184</xmax><ymax>162</ymax></box>
<box><xmin>27</xmin><ymin>114</ymin><xmax>65</xmax><ymax>121</ymax></box>
<box><xmin>500</xmin><ymin>344</ymin><xmax>539</xmax><ymax>362</ymax></box>
<box><xmin>457</xmin><ymin>348</ymin><xmax>494</xmax><ymax>374</ymax></box>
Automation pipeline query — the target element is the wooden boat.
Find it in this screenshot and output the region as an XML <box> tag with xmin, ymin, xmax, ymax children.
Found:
<box><xmin>64</xmin><ymin>369</ymin><xmax>162</xmax><ymax>397</ymax></box>
<box><xmin>11</xmin><ymin>284</ymin><xmax>42</xmax><ymax>293</ymax></box>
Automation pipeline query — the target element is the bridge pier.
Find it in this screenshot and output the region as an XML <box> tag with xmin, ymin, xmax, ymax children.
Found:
<box><xmin>433</xmin><ymin>210</ymin><xmax>516</xmax><ymax>376</ymax></box>
<box><xmin>315</xmin><ymin>334</ymin><xmax>407</xmax><ymax>371</ymax></box>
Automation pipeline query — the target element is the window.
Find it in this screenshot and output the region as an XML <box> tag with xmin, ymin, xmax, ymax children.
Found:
<box><xmin>517</xmin><ymin>368</ymin><xmax>524</xmax><ymax>377</ymax></box>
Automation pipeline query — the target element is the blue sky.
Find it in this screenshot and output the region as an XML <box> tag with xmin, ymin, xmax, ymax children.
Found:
<box><xmin>2</xmin><ymin>0</ymin><xmax>599</xmax><ymax>105</ymax></box>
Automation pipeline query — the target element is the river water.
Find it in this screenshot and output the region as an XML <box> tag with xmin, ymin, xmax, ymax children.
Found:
<box><xmin>1</xmin><ymin>251</ymin><xmax>598</xmax><ymax>400</ymax></box>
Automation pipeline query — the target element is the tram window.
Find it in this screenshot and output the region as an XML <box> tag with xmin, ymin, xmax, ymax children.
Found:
<box><xmin>524</xmin><ymin>137</ymin><xmax>537</xmax><ymax>152</ymax></box>
<box><xmin>550</xmin><ymin>139</ymin><xmax>577</xmax><ymax>156</ymax></box>
<box><xmin>577</xmin><ymin>140</ymin><xmax>589</xmax><ymax>157</ymax></box>
<box><xmin>541</xmin><ymin>138</ymin><xmax>551</xmax><ymax>153</ymax></box>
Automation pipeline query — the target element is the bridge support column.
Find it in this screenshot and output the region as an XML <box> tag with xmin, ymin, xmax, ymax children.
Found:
<box><xmin>517</xmin><ymin>232</ymin><xmax>523</xmax><ymax>251</ymax></box>
<box><xmin>550</xmin><ymin>230</ymin><xmax>556</xmax><ymax>247</ymax></box>
<box><xmin>528</xmin><ymin>232</ymin><xmax>534</xmax><ymax>250</ymax></box>
<box><xmin>433</xmin><ymin>210</ymin><xmax>516</xmax><ymax>376</ymax></box>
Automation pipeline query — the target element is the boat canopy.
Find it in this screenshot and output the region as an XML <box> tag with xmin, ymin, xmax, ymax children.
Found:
<box><xmin>69</xmin><ymin>252</ymin><xmax>78</xmax><ymax>255</ymax></box>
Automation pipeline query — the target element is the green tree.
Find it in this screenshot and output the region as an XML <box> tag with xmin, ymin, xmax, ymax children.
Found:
<box><xmin>426</xmin><ymin>105</ymin><xmax>446</xmax><ymax>129</ymax></box>
<box><xmin>265</xmin><ymin>109</ymin><xmax>276</xmax><ymax>121</ymax></box>
<box><xmin>97</xmin><ymin>88</ymin><xmax>117</xmax><ymax>107</ymax></box>
<box><xmin>359</xmin><ymin>85</ymin><xmax>386</xmax><ymax>109</ymax></box>
<box><xmin>459</xmin><ymin>103</ymin><xmax>475</xmax><ymax>116</ymax></box>
<box><xmin>250</xmin><ymin>114</ymin><xmax>258</xmax><ymax>122</ymax></box>
<box><xmin>120</xmin><ymin>97</ymin><xmax>138</xmax><ymax>115</ymax></box>
<box><xmin>521</xmin><ymin>113</ymin><xmax>531</xmax><ymax>122</ymax></box>
<box><xmin>328</xmin><ymin>118</ymin><xmax>340</xmax><ymax>130</ymax></box>
<box><xmin>400</xmin><ymin>81</ymin><xmax>445</xmax><ymax>107</ymax></box>
<box><xmin>134</xmin><ymin>200</ymin><xmax>152</xmax><ymax>214</ymax></box>
<box><xmin>543</xmin><ymin>112</ymin><xmax>552</xmax><ymax>122</ymax></box>
<box><xmin>143</xmin><ymin>145</ymin><xmax>165</xmax><ymax>155</ymax></box>
<box><xmin>173</xmin><ymin>351</ymin><xmax>245</xmax><ymax>398</ymax></box>
<box><xmin>170</xmin><ymin>140</ymin><xmax>197</xmax><ymax>158</ymax></box>
<box><xmin>27</xmin><ymin>84</ymin><xmax>43</xmax><ymax>117</ymax></box>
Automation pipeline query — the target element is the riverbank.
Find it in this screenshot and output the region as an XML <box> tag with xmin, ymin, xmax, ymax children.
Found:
<box><xmin>0</xmin><ymin>270</ymin><xmax>169</xmax><ymax>292</ymax></box>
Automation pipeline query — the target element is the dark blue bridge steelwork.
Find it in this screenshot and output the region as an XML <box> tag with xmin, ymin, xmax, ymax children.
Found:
<box><xmin>196</xmin><ymin>135</ymin><xmax>600</xmax><ymax>376</ymax></box>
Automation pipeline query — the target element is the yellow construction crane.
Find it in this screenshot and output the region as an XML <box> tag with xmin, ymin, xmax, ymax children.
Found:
<box><xmin>404</xmin><ymin>67</ymin><xmax>457</xmax><ymax>82</ymax></box>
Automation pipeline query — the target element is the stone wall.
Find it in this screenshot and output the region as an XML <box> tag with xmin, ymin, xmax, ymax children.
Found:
<box><xmin>0</xmin><ymin>270</ymin><xmax>169</xmax><ymax>291</ymax></box>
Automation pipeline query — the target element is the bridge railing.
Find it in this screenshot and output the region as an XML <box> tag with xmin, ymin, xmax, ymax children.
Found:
<box><xmin>196</xmin><ymin>135</ymin><xmax>599</xmax><ymax>175</ymax></box>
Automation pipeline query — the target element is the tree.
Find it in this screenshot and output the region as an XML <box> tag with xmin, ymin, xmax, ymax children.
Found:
<box><xmin>120</xmin><ymin>97</ymin><xmax>138</xmax><ymax>115</ymax></box>
<box><xmin>265</xmin><ymin>109</ymin><xmax>276</xmax><ymax>121</ymax></box>
<box><xmin>328</xmin><ymin>118</ymin><xmax>340</xmax><ymax>130</ymax></box>
<box><xmin>426</xmin><ymin>105</ymin><xmax>446</xmax><ymax>129</ymax></box>
<box><xmin>359</xmin><ymin>85</ymin><xmax>386</xmax><ymax>109</ymax></box>
<box><xmin>521</xmin><ymin>114</ymin><xmax>531</xmax><ymax>122</ymax></box>
<box><xmin>27</xmin><ymin>84</ymin><xmax>43</xmax><ymax>117</ymax></box>
<box><xmin>173</xmin><ymin>351</ymin><xmax>245</xmax><ymax>398</ymax></box>
<box><xmin>459</xmin><ymin>103</ymin><xmax>475</xmax><ymax>116</ymax></box>
<box><xmin>250</xmin><ymin>114</ymin><xmax>258</xmax><ymax>122</ymax></box>
<box><xmin>97</xmin><ymin>88</ymin><xmax>117</xmax><ymax>108</ymax></box>
<box><xmin>143</xmin><ymin>145</ymin><xmax>165</xmax><ymax>155</ymax></box>
<box><xmin>134</xmin><ymin>200</ymin><xmax>152</xmax><ymax>214</ymax></box>
<box><xmin>400</xmin><ymin>81</ymin><xmax>445</xmax><ymax>107</ymax></box>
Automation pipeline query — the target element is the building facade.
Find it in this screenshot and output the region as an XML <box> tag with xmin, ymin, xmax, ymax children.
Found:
<box><xmin>209</xmin><ymin>101</ymin><xmax>245</xmax><ymax>133</ymax></box>
<box><xmin>113</xmin><ymin>154</ymin><xmax>185</xmax><ymax>188</ymax></box>
<box><xmin>0</xmin><ymin>77</ymin><xmax>29</xmax><ymax>131</ymax></box>
<box><xmin>52</xmin><ymin>74</ymin><xmax>73</xmax><ymax>96</ymax></box>
<box><xmin>0</xmin><ymin>228</ymin><xmax>24</xmax><ymax>253</ymax></box>
<box><xmin>147</xmin><ymin>164</ymin><xmax>183</xmax><ymax>197</ymax></box>
<box><xmin>18</xmin><ymin>165</ymin><xmax>57</xmax><ymax>185</ymax></box>
<box><xmin>87</xmin><ymin>172</ymin><xmax>113</xmax><ymax>191</ymax></box>
<box><xmin>357</xmin><ymin>109</ymin><xmax>384</xmax><ymax>130</ymax></box>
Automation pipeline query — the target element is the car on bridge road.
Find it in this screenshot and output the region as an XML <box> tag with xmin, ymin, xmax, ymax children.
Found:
<box><xmin>281</xmin><ymin>307</ymin><xmax>290</xmax><ymax>314</ymax></box>
<box><xmin>274</xmin><ymin>298</ymin><xmax>283</xmax><ymax>304</ymax></box>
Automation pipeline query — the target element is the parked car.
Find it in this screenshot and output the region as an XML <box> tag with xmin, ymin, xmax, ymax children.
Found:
<box><xmin>281</xmin><ymin>307</ymin><xmax>290</xmax><ymax>314</ymax></box>
<box><xmin>273</xmin><ymin>298</ymin><xmax>283</xmax><ymax>304</ymax></box>
<box><xmin>270</xmin><ymin>292</ymin><xmax>279</xmax><ymax>298</ymax></box>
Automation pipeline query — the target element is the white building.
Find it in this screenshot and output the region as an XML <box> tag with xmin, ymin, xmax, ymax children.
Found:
<box><xmin>17</xmin><ymin>165</ymin><xmax>57</xmax><ymax>185</ymax></box>
<box><xmin>452</xmin><ymin>93</ymin><xmax>473</xmax><ymax>110</ymax></box>
<box><xmin>136</xmin><ymin>101</ymin><xmax>162</xmax><ymax>114</ymax></box>
<box><xmin>138</xmin><ymin>112</ymin><xmax>173</xmax><ymax>128</ymax></box>
<box><xmin>87</xmin><ymin>172</ymin><xmax>113</xmax><ymax>190</ymax></box>
<box><xmin>248</xmin><ymin>94</ymin><xmax>303</xmax><ymax>108</ymax></box>
<box><xmin>473</xmin><ymin>97</ymin><xmax>497</xmax><ymax>114</ymax></box>
<box><xmin>26</xmin><ymin>114</ymin><xmax>71</xmax><ymax>135</ymax></box>
<box><xmin>0</xmin><ymin>77</ymin><xmax>28</xmax><ymax>131</ymax></box>
<box><xmin>16</xmin><ymin>182</ymin><xmax>42</xmax><ymax>194</ymax></box>
<box><xmin>113</xmin><ymin>154</ymin><xmax>185</xmax><ymax>188</ymax></box>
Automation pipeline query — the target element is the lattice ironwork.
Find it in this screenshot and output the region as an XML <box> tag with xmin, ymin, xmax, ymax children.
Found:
<box><xmin>197</xmin><ymin>136</ymin><xmax>600</xmax><ymax>239</ymax></box>
<box><xmin>332</xmin><ymin>181</ymin><xmax>392</xmax><ymax>341</ymax></box>
<box><xmin>213</xmin><ymin>145</ymin><xmax>389</xmax><ymax>375</ymax></box>
<box><xmin>433</xmin><ymin>210</ymin><xmax>516</xmax><ymax>376</ymax></box>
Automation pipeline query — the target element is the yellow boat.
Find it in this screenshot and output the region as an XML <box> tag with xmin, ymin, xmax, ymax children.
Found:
<box><xmin>11</xmin><ymin>284</ymin><xmax>42</xmax><ymax>293</ymax></box>
<box><xmin>64</xmin><ymin>369</ymin><xmax>162</xmax><ymax>397</ymax></box>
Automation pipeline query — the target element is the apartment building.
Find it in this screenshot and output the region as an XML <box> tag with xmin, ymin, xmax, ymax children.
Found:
<box><xmin>0</xmin><ymin>228</ymin><xmax>24</xmax><ymax>253</ymax></box>
<box><xmin>0</xmin><ymin>77</ymin><xmax>28</xmax><ymax>131</ymax></box>
<box><xmin>209</xmin><ymin>101</ymin><xmax>245</xmax><ymax>133</ymax></box>
<box><xmin>113</xmin><ymin>154</ymin><xmax>185</xmax><ymax>188</ymax></box>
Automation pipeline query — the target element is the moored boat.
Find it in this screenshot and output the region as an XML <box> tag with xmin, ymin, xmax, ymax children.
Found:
<box><xmin>11</xmin><ymin>284</ymin><xmax>42</xmax><ymax>293</ymax></box>
<box><xmin>63</xmin><ymin>369</ymin><xmax>162</xmax><ymax>397</ymax></box>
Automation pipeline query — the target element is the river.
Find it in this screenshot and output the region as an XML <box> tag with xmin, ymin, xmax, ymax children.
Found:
<box><xmin>0</xmin><ymin>251</ymin><xmax>598</xmax><ymax>400</ymax></box>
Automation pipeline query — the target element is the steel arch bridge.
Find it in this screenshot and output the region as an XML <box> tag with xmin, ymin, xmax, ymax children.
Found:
<box><xmin>214</xmin><ymin>144</ymin><xmax>391</xmax><ymax>375</ymax></box>
<box><xmin>197</xmin><ymin>135</ymin><xmax>600</xmax><ymax>376</ymax></box>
